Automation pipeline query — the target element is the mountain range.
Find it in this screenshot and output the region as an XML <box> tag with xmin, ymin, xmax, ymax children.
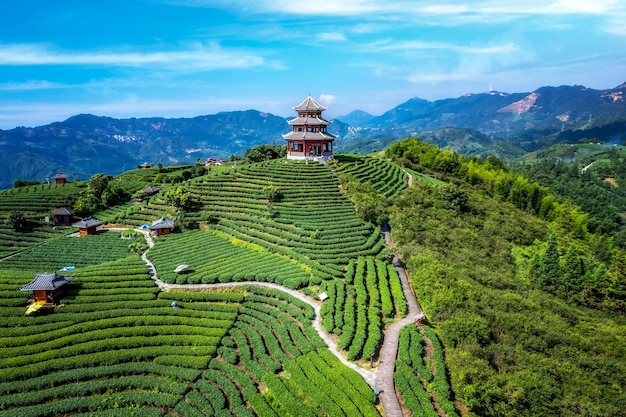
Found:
<box><xmin>0</xmin><ymin>82</ymin><xmax>625</xmax><ymax>189</ymax></box>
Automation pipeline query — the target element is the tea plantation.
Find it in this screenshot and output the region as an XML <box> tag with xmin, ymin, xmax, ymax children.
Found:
<box><xmin>0</xmin><ymin>156</ymin><xmax>439</xmax><ymax>416</ymax></box>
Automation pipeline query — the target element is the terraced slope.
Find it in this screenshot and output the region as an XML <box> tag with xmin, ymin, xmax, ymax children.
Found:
<box><xmin>0</xmin><ymin>156</ymin><xmax>423</xmax><ymax>416</ymax></box>
<box><xmin>148</xmin><ymin>229</ymin><xmax>312</xmax><ymax>288</ymax></box>
<box><xmin>175</xmin><ymin>159</ymin><xmax>386</xmax><ymax>283</ymax></box>
<box><xmin>0</xmin><ymin>254</ymin><xmax>240</xmax><ymax>416</ymax></box>
<box><xmin>331</xmin><ymin>155</ymin><xmax>409</xmax><ymax>198</ymax></box>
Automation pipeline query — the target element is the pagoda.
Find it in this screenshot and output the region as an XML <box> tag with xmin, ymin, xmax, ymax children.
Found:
<box><xmin>283</xmin><ymin>95</ymin><xmax>336</xmax><ymax>161</ymax></box>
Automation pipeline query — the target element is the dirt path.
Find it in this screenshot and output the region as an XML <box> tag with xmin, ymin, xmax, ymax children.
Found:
<box><xmin>405</xmin><ymin>171</ymin><xmax>413</xmax><ymax>187</ymax></box>
<box><xmin>375</xmin><ymin>222</ymin><xmax>422</xmax><ymax>417</ymax></box>
<box><xmin>110</xmin><ymin>219</ymin><xmax>419</xmax><ymax>416</ymax></box>
<box><xmin>108</xmin><ymin>227</ymin><xmax>378</xmax><ymax>387</ymax></box>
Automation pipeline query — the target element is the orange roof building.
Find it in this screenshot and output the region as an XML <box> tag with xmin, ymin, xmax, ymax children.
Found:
<box><xmin>20</xmin><ymin>272</ymin><xmax>74</xmax><ymax>304</ymax></box>
<box><xmin>53</xmin><ymin>172</ymin><xmax>68</xmax><ymax>184</ymax></box>
<box><xmin>72</xmin><ymin>217</ymin><xmax>102</xmax><ymax>236</ymax></box>
<box><xmin>51</xmin><ymin>207</ymin><xmax>75</xmax><ymax>226</ymax></box>
<box><xmin>151</xmin><ymin>217</ymin><xmax>174</xmax><ymax>237</ymax></box>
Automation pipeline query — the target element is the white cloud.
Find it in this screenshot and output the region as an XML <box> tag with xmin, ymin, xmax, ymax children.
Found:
<box><xmin>0</xmin><ymin>42</ymin><xmax>267</xmax><ymax>71</ymax></box>
<box><xmin>318</xmin><ymin>94</ymin><xmax>336</xmax><ymax>106</ymax></box>
<box><xmin>0</xmin><ymin>80</ymin><xmax>64</xmax><ymax>91</ymax></box>
<box><xmin>174</xmin><ymin>0</ymin><xmax>625</xmax><ymax>18</ymax></box>
<box><xmin>360</xmin><ymin>39</ymin><xmax>519</xmax><ymax>55</ymax></box>
<box><xmin>317</xmin><ymin>32</ymin><xmax>347</xmax><ymax>42</ymax></box>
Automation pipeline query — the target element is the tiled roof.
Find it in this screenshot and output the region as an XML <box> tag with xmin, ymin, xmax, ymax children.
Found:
<box><xmin>20</xmin><ymin>272</ymin><xmax>74</xmax><ymax>291</ymax></box>
<box><xmin>142</xmin><ymin>185</ymin><xmax>161</xmax><ymax>195</ymax></box>
<box><xmin>287</xmin><ymin>117</ymin><xmax>331</xmax><ymax>126</ymax></box>
<box><xmin>151</xmin><ymin>217</ymin><xmax>174</xmax><ymax>229</ymax></box>
<box><xmin>293</xmin><ymin>95</ymin><xmax>327</xmax><ymax>111</ymax></box>
<box><xmin>53</xmin><ymin>173</ymin><xmax>68</xmax><ymax>179</ymax></box>
<box><xmin>51</xmin><ymin>207</ymin><xmax>75</xmax><ymax>216</ymax></box>
<box><xmin>72</xmin><ymin>217</ymin><xmax>102</xmax><ymax>228</ymax></box>
<box><xmin>282</xmin><ymin>131</ymin><xmax>337</xmax><ymax>140</ymax></box>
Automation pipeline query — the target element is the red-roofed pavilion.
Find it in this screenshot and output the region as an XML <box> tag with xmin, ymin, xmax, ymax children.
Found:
<box><xmin>283</xmin><ymin>95</ymin><xmax>336</xmax><ymax>161</ymax></box>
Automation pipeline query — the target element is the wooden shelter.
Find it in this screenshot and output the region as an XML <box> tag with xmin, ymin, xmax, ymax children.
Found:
<box><xmin>139</xmin><ymin>162</ymin><xmax>152</xmax><ymax>169</ymax></box>
<box><xmin>151</xmin><ymin>217</ymin><xmax>174</xmax><ymax>237</ymax></box>
<box><xmin>204</xmin><ymin>157</ymin><xmax>225</xmax><ymax>166</ymax></box>
<box><xmin>283</xmin><ymin>95</ymin><xmax>336</xmax><ymax>161</ymax></box>
<box><xmin>51</xmin><ymin>207</ymin><xmax>75</xmax><ymax>226</ymax></box>
<box><xmin>53</xmin><ymin>172</ymin><xmax>68</xmax><ymax>184</ymax></box>
<box><xmin>20</xmin><ymin>272</ymin><xmax>74</xmax><ymax>304</ymax></box>
<box><xmin>72</xmin><ymin>217</ymin><xmax>102</xmax><ymax>235</ymax></box>
<box><xmin>142</xmin><ymin>185</ymin><xmax>161</xmax><ymax>196</ymax></box>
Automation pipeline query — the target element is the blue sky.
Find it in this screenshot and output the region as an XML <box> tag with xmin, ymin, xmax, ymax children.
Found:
<box><xmin>0</xmin><ymin>0</ymin><xmax>625</xmax><ymax>129</ymax></box>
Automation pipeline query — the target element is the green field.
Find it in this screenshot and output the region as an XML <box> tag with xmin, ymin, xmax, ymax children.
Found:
<box><xmin>0</xmin><ymin>156</ymin><xmax>416</xmax><ymax>416</ymax></box>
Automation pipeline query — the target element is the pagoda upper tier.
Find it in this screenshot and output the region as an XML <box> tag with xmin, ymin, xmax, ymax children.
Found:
<box><xmin>282</xmin><ymin>95</ymin><xmax>336</xmax><ymax>143</ymax></box>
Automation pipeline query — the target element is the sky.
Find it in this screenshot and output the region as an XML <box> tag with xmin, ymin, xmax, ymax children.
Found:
<box><xmin>0</xmin><ymin>0</ymin><xmax>625</xmax><ymax>129</ymax></box>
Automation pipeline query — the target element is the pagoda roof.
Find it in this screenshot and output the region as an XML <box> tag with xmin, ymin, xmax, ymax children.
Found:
<box><xmin>53</xmin><ymin>173</ymin><xmax>68</xmax><ymax>179</ymax></box>
<box><xmin>282</xmin><ymin>131</ymin><xmax>337</xmax><ymax>141</ymax></box>
<box><xmin>72</xmin><ymin>217</ymin><xmax>102</xmax><ymax>228</ymax></box>
<box><xmin>293</xmin><ymin>95</ymin><xmax>327</xmax><ymax>111</ymax></box>
<box><xmin>51</xmin><ymin>207</ymin><xmax>75</xmax><ymax>216</ymax></box>
<box><xmin>20</xmin><ymin>272</ymin><xmax>74</xmax><ymax>291</ymax></box>
<box><xmin>287</xmin><ymin>117</ymin><xmax>332</xmax><ymax>126</ymax></box>
<box><xmin>151</xmin><ymin>217</ymin><xmax>174</xmax><ymax>229</ymax></box>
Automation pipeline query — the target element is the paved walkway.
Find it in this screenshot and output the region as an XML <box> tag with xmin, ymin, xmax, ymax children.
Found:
<box><xmin>106</xmin><ymin>226</ymin><xmax>378</xmax><ymax>386</ymax></box>
<box><xmin>405</xmin><ymin>171</ymin><xmax>414</xmax><ymax>187</ymax></box>
<box><xmin>375</xmin><ymin>222</ymin><xmax>422</xmax><ymax>417</ymax></box>
<box><xmin>107</xmin><ymin>200</ymin><xmax>420</xmax><ymax>416</ymax></box>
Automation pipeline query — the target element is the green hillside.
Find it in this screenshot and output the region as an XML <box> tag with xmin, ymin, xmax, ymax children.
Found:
<box><xmin>0</xmin><ymin>149</ymin><xmax>624</xmax><ymax>417</ymax></box>
<box><xmin>385</xmin><ymin>138</ymin><xmax>625</xmax><ymax>416</ymax></box>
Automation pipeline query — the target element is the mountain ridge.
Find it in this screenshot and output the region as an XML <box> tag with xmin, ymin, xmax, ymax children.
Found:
<box><xmin>0</xmin><ymin>82</ymin><xmax>624</xmax><ymax>189</ymax></box>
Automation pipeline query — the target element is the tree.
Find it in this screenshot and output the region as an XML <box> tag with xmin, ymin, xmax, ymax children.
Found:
<box><xmin>86</xmin><ymin>174</ymin><xmax>113</xmax><ymax>201</ymax></box>
<box><xmin>74</xmin><ymin>194</ymin><xmax>100</xmax><ymax>216</ymax></box>
<box><xmin>439</xmin><ymin>184</ymin><xmax>469</xmax><ymax>213</ymax></box>
<box><xmin>353</xmin><ymin>192</ymin><xmax>389</xmax><ymax>225</ymax></box>
<box><xmin>537</xmin><ymin>233</ymin><xmax>561</xmax><ymax>293</ymax></box>
<box><xmin>8</xmin><ymin>210</ymin><xmax>26</xmax><ymax>231</ymax></box>
<box><xmin>101</xmin><ymin>185</ymin><xmax>126</xmax><ymax>207</ymax></box>
<box><xmin>13</xmin><ymin>180</ymin><xmax>39</xmax><ymax>188</ymax></box>
<box><xmin>242</xmin><ymin>144</ymin><xmax>286</xmax><ymax>163</ymax></box>
<box><xmin>339</xmin><ymin>174</ymin><xmax>389</xmax><ymax>225</ymax></box>
<box><xmin>264</xmin><ymin>185</ymin><xmax>283</xmax><ymax>202</ymax></box>
<box><xmin>560</xmin><ymin>243</ymin><xmax>584</xmax><ymax>298</ymax></box>
<box><xmin>164</xmin><ymin>186</ymin><xmax>192</xmax><ymax>209</ymax></box>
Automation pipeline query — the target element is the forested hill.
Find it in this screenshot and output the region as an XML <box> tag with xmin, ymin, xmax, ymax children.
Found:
<box><xmin>384</xmin><ymin>138</ymin><xmax>625</xmax><ymax>416</ymax></box>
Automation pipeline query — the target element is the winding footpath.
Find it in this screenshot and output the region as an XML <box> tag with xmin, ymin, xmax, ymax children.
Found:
<box><xmin>129</xmin><ymin>229</ymin><xmax>379</xmax><ymax>386</ymax></box>
<box><xmin>114</xmin><ymin>169</ymin><xmax>421</xmax><ymax>416</ymax></box>
<box><xmin>376</xmin><ymin>223</ymin><xmax>422</xmax><ymax>417</ymax></box>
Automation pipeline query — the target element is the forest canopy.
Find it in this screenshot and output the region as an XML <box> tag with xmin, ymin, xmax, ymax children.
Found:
<box><xmin>385</xmin><ymin>138</ymin><xmax>626</xmax><ymax>417</ymax></box>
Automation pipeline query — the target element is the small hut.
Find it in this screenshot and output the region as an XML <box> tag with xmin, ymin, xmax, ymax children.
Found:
<box><xmin>204</xmin><ymin>157</ymin><xmax>225</xmax><ymax>166</ymax></box>
<box><xmin>72</xmin><ymin>217</ymin><xmax>102</xmax><ymax>235</ymax></box>
<box><xmin>139</xmin><ymin>162</ymin><xmax>152</xmax><ymax>169</ymax></box>
<box><xmin>20</xmin><ymin>272</ymin><xmax>74</xmax><ymax>304</ymax></box>
<box><xmin>151</xmin><ymin>217</ymin><xmax>174</xmax><ymax>237</ymax></box>
<box><xmin>51</xmin><ymin>207</ymin><xmax>76</xmax><ymax>226</ymax></box>
<box><xmin>142</xmin><ymin>185</ymin><xmax>161</xmax><ymax>196</ymax></box>
<box><xmin>53</xmin><ymin>172</ymin><xmax>68</xmax><ymax>184</ymax></box>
